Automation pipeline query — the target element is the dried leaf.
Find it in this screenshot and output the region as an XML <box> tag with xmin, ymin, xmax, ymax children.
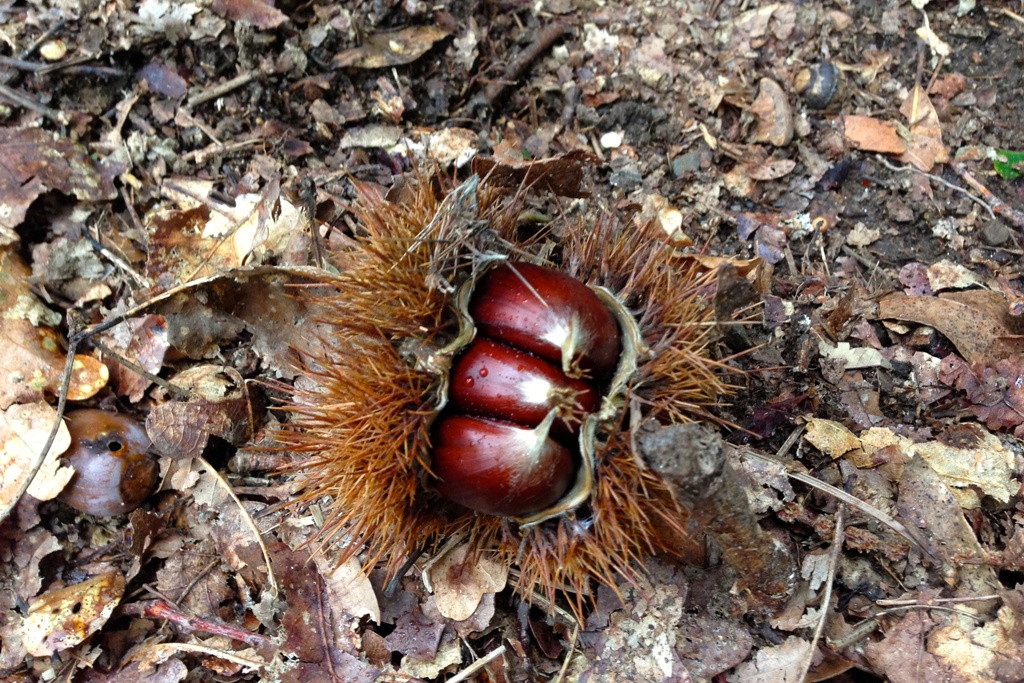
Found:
<box><xmin>804</xmin><ymin>418</ymin><xmax>860</xmax><ymax>458</ymax></box>
<box><xmin>842</xmin><ymin>115</ymin><xmax>907</xmax><ymax>155</ymax></box>
<box><xmin>0</xmin><ymin>402</ymin><xmax>72</xmax><ymax>515</ymax></box>
<box><xmin>0</xmin><ymin>128</ymin><xmax>120</xmax><ymax>230</ymax></box>
<box><xmin>333</xmin><ymin>26</ymin><xmax>450</xmax><ymax>69</ymax></box>
<box><xmin>898</xmin><ymin>85</ymin><xmax>949</xmax><ymax>172</ymax></box>
<box><xmin>428</xmin><ymin>542</ymin><xmax>508</xmax><ymax>621</ymax></box>
<box><xmin>22</xmin><ymin>571</ymin><xmax>126</xmax><ymax>656</ymax></box>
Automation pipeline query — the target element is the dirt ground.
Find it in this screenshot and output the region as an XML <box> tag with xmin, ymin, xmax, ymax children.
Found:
<box><xmin>1</xmin><ymin>0</ymin><xmax>1024</xmax><ymax>681</ymax></box>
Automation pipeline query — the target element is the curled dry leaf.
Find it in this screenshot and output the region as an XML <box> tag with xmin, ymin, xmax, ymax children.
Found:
<box><xmin>427</xmin><ymin>542</ymin><xmax>508</xmax><ymax>621</ymax></box>
<box><xmin>332</xmin><ymin>26</ymin><xmax>451</xmax><ymax>69</ymax></box>
<box><xmin>803</xmin><ymin>418</ymin><xmax>860</xmax><ymax>459</ymax></box>
<box><xmin>898</xmin><ymin>85</ymin><xmax>949</xmax><ymax>172</ymax></box>
<box><xmin>878</xmin><ymin>291</ymin><xmax>1024</xmax><ymax>365</ymax></box>
<box><xmin>22</xmin><ymin>570</ymin><xmax>126</xmax><ymax>656</ymax></box>
<box><xmin>146</xmin><ymin>365</ymin><xmax>252</xmax><ymax>459</ymax></box>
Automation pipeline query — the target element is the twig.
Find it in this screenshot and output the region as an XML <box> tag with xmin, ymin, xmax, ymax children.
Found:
<box><xmin>953</xmin><ymin>162</ymin><xmax>1024</xmax><ymax>230</ymax></box>
<box><xmin>188</xmin><ymin>72</ymin><xmax>256</xmax><ymax>108</ymax></box>
<box><xmin>182</xmin><ymin>138</ymin><xmax>263</xmax><ymax>164</ymax></box>
<box><xmin>0</xmin><ymin>83</ymin><xmax>67</xmax><ymax>123</ymax></box>
<box><xmin>91</xmin><ymin>339</ymin><xmax>192</xmax><ymax>401</ymax></box>
<box><xmin>471</xmin><ymin>22</ymin><xmax>568</xmax><ymax>111</ymax></box>
<box><xmin>876</xmin><ymin>156</ymin><xmax>997</xmax><ymax>221</ymax></box>
<box><xmin>742</xmin><ymin>446</ymin><xmax>941</xmax><ymax>563</ymax></box>
<box><xmin>120</xmin><ymin>600</ymin><xmax>272</xmax><ymax>647</ymax></box>
<box><xmin>19</xmin><ymin>19</ymin><xmax>67</xmax><ymax>59</ymax></box>
<box><xmin>1001</xmin><ymin>7</ymin><xmax>1024</xmax><ymax>27</ymax></box>
<box><xmin>798</xmin><ymin>505</ymin><xmax>845</xmax><ymax>683</ymax></box>
<box><xmin>447</xmin><ymin>645</ymin><xmax>507</xmax><ymax>683</ymax></box>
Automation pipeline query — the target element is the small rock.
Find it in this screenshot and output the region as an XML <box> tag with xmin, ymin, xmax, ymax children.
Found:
<box><xmin>979</xmin><ymin>219</ymin><xmax>1010</xmax><ymax>246</ymax></box>
<box><xmin>672</xmin><ymin>151</ymin><xmax>702</xmax><ymax>178</ymax></box>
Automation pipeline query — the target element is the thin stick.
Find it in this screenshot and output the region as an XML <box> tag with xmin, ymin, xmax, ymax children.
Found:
<box><xmin>798</xmin><ymin>505</ymin><xmax>845</xmax><ymax>683</ymax></box>
<box><xmin>91</xmin><ymin>339</ymin><xmax>192</xmax><ymax>400</ymax></box>
<box><xmin>188</xmin><ymin>72</ymin><xmax>256</xmax><ymax>108</ymax></box>
<box><xmin>446</xmin><ymin>645</ymin><xmax>506</xmax><ymax>683</ymax></box>
<box><xmin>876</xmin><ymin>156</ymin><xmax>997</xmax><ymax>221</ymax></box>
<box><xmin>0</xmin><ymin>83</ymin><xmax>67</xmax><ymax>123</ymax></box>
<box><xmin>953</xmin><ymin>162</ymin><xmax>1024</xmax><ymax>230</ymax></box>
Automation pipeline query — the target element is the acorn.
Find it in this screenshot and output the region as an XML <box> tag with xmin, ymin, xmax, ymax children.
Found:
<box><xmin>274</xmin><ymin>173</ymin><xmax>736</xmax><ymax>613</ymax></box>
<box><xmin>58</xmin><ymin>410</ymin><xmax>160</xmax><ymax>517</ymax></box>
<box><xmin>794</xmin><ymin>62</ymin><xmax>844</xmax><ymax>110</ymax></box>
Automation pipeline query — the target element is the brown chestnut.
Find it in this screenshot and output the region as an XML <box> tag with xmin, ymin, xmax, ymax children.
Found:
<box><xmin>450</xmin><ymin>339</ymin><xmax>597</xmax><ymax>437</ymax></box>
<box><xmin>431</xmin><ymin>414</ymin><xmax>574</xmax><ymax>517</ymax></box>
<box><xmin>795</xmin><ymin>62</ymin><xmax>844</xmax><ymax>110</ymax></box>
<box><xmin>469</xmin><ymin>263</ymin><xmax>622</xmax><ymax>380</ymax></box>
<box><xmin>58</xmin><ymin>410</ymin><xmax>159</xmax><ymax>517</ymax></box>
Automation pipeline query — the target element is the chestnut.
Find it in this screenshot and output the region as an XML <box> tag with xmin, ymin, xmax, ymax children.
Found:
<box><xmin>469</xmin><ymin>263</ymin><xmax>622</xmax><ymax>380</ymax></box>
<box><xmin>431</xmin><ymin>414</ymin><xmax>574</xmax><ymax>517</ymax></box>
<box><xmin>58</xmin><ymin>410</ymin><xmax>159</xmax><ymax>517</ymax></box>
<box><xmin>795</xmin><ymin>62</ymin><xmax>844</xmax><ymax>110</ymax></box>
<box><xmin>450</xmin><ymin>339</ymin><xmax>597</xmax><ymax>436</ymax></box>
<box><xmin>431</xmin><ymin>261</ymin><xmax>626</xmax><ymax>518</ymax></box>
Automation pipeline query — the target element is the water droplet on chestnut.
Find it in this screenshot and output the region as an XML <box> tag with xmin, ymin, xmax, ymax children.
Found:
<box><xmin>58</xmin><ymin>410</ymin><xmax>159</xmax><ymax>517</ymax></box>
<box><xmin>450</xmin><ymin>339</ymin><xmax>596</xmax><ymax>436</ymax></box>
<box><xmin>469</xmin><ymin>263</ymin><xmax>622</xmax><ymax>380</ymax></box>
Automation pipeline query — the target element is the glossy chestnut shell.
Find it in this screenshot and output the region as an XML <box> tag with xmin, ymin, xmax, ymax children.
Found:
<box><xmin>58</xmin><ymin>410</ymin><xmax>160</xmax><ymax>517</ymax></box>
<box><xmin>431</xmin><ymin>415</ymin><xmax>574</xmax><ymax>517</ymax></box>
<box><xmin>431</xmin><ymin>262</ymin><xmax>624</xmax><ymax>518</ymax></box>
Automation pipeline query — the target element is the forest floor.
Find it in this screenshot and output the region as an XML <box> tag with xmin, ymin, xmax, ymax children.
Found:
<box><xmin>1</xmin><ymin>0</ymin><xmax>1024</xmax><ymax>682</ymax></box>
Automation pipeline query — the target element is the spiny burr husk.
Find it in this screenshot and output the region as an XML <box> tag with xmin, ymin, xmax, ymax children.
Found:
<box><xmin>273</xmin><ymin>174</ymin><xmax>738</xmax><ymax>614</ymax></box>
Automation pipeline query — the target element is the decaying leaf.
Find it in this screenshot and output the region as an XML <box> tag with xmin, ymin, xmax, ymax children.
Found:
<box><xmin>427</xmin><ymin>542</ymin><xmax>508</xmax><ymax>621</ymax></box>
<box><xmin>332</xmin><ymin>26</ymin><xmax>450</xmax><ymax>69</ymax></box>
<box><xmin>146</xmin><ymin>365</ymin><xmax>252</xmax><ymax>459</ymax></box>
<box><xmin>843</xmin><ymin>115</ymin><xmax>907</xmax><ymax>155</ymax></box>
<box><xmin>898</xmin><ymin>84</ymin><xmax>950</xmax><ymax>172</ymax></box>
<box><xmin>22</xmin><ymin>570</ymin><xmax>126</xmax><ymax>656</ymax></box>
<box><xmin>0</xmin><ymin>128</ymin><xmax>121</xmax><ymax>231</ymax></box>
<box><xmin>0</xmin><ymin>402</ymin><xmax>72</xmax><ymax>515</ymax></box>
<box><xmin>804</xmin><ymin>418</ymin><xmax>860</xmax><ymax>459</ymax></box>
<box><xmin>878</xmin><ymin>291</ymin><xmax>1022</xmax><ymax>365</ymax></box>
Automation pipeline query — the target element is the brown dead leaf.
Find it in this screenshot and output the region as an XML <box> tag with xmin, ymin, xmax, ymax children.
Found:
<box><xmin>842</xmin><ymin>115</ymin><xmax>907</xmax><ymax>155</ymax></box>
<box><xmin>878</xmin><ymin>291</ymin><xmax>1020</xmax><ymax>365</ymax></box>
<box><xmin>941</xmin><ymin>356</ymin><xmax>1024</xmax><ymax>437</ymax></box>
<box><xmin>332</xmin><ymin>26</ymin><xmax>450</xmax><ymax>69</ymax></box>
<box><xmin>210</xmin><ymin>0</ymin><xmax>287</xmax><ymax>29</ymax></box>
<box><xmin>898</xmin><ymin>85</ymin><xmax>949</xmax><ymax>172</ymax></box>
<box><xmin>0</xmin><ymin>128</ymin><xmax>121</xmax><ymax>231</ymax></box>
<box><xmin>22</xmin><ymin>570</ymin><xmax>126</xmax><ymax>656</ymax></box>
<box><xmin>0</xmin><ymin>402</ymin><xmax>72</xmax><ymax>516</ymax></box>
<box><xmin>804</xmin><ymin>418</ymin><xmax>860</xmax><ymax>458</ymax></box>
<box><xmin>0</xmin><ymin>249</ymin><xmax>106</xmax><ymax>409</ymax></box>
<box><xmin>99</xmin><ymin>316</ymin><xmax>171</xmax><ymax>402</ymax></box>
<box><xmin>427</xmin><ymin>541</ymin><xmax>507</xmax><ymax>621</ymax></box>
<box><xmin>750</xmin><ymin>78</ymin><xmax>793</xmax><ymax>147</ymax></box>
<box><xmin>897</xmin><ymin>456</ymin><xmax>1000</xmax><ymax>602</ymax></box>
<box><xmin>473</xmin><ymin>149</ymin><xmax>597</xmax><ymax>198</ymax></box>
<box><xmin>146</xmin><ymin>365</ymin><xmax>253</xmax><ymax>459</ymax></box>
<box><xmin>864</xmin><ymin>611</ymin><xmax>962</xmax><ymax>682</ymax></box>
